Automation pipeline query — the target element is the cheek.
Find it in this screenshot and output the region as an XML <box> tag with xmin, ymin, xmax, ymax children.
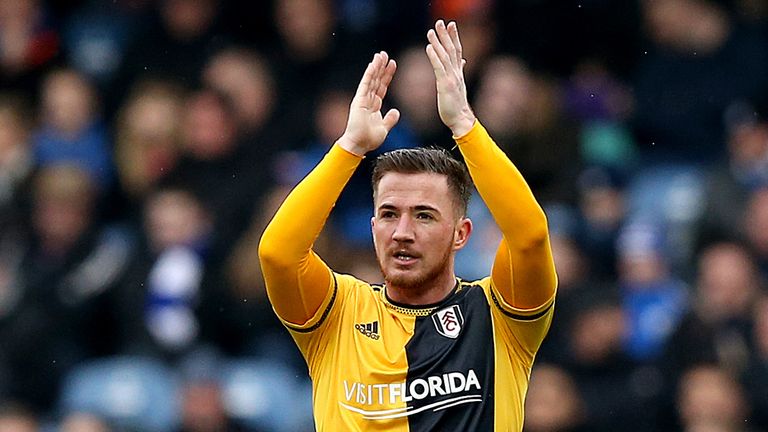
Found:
<box><xmin>371</xmin><ymin>225</ymin><xmax>386</xmax><ymax>248</ymax></box>
<box><xmin>429</xmin><ymin>226</ymin><xmax>458</xmax><ymax>249</ymax></box>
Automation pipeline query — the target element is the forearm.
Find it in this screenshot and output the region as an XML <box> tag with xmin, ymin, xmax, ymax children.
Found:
<box><xmin>456</xmin><ymin>121</ymin><xmax>556</xmax><ymax>308</ymax></box>
<box><xmin>259</xmin><ymin>144</ymin><xmax>362</xmax><ymax>323</ymax></box>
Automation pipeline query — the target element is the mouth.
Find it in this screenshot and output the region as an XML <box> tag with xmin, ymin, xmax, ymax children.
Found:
<box><xmin>392</xmin><ymin>250</ymin><xmax>419</xmax><ymax>265</ymax></box>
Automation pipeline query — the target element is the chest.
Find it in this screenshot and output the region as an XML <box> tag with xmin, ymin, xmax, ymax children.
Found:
<box><xmin>328</xmin><ymin>287</ymin><xmax>495</xmax><ymax>395</ymax></box>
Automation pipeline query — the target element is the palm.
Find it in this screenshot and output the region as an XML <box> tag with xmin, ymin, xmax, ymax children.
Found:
<box><xmin>435</xmin><ymin>78</ymin><xmax>468</xmax><ymax>130</ymax></box>
<box><xmin>339</xmin><ymin>51</ymin><xmax>400</xmax><ymax>156</ymax></box>
<box><xmin>346</xmin><ymin>99</ymin><xmax>390</xmax><ymax>147</ymax></box>
<box><xmin>426</xmin><ymin>20</ymin><xmax>475</xmax><ymax>137</ymax></box>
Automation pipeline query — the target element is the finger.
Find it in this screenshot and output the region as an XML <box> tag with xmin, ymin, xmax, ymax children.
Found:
<box><xmin>355</xmin><ymin>52</ymin><xmax>383</xmax><ymax>102</ymax></box>
<box><xmin>372</xmin><ymin>94</ymin><xmax>383</xmax><ymax>113</ymax></box>
<box><xmin>448</xmin><ymin>21</ymin><xmax>463</xmax><ymax>66</ymax></box>
<box><xmin>372</xmin><ymin>51</ymin><xmax>388</xmax><ymax>98</ymax></box>
<box><xmin>377</xmin><ymin>59</ymin><xmax>397</xmax><ymax>101</ymax></box>
<box><xmin>435</xmin><ymin>20</ymin><xmax>457</xmax><ymax>67</ymax></box>
<box><xmin>383</xmin><ymin>108</ymin><xmax>401</xmax><ymax>132</ymax></box>
<box><xmin>426</xmin><ymin>44</ymin><xmax>447</xmax><ymax>78</ymax></box>
<box><xmin>369</xmin><ymin>53</ymin><xmax>385</xmax><ymax>105</ymax></box>
<box><xmin>427</xmin><ymin>29</ymin><xmax>452</xmax><ymax>70</ymax></box>
<box><xmin>354</xmin><ymin>60</ymin><xmax>375</xmax><ymax>100</ymax></box>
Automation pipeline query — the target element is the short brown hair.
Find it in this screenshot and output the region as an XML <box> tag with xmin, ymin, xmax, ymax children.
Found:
<box><xmin>372</xmin><ymin>147</ymin><xmax>472</xmax><ymax>217</ymax></box>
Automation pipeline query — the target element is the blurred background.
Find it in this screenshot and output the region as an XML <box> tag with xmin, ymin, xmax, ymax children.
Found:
<box><xmin>0</xmin><ymin>0</ymin><xmax>768</xmax><ymax>430</ymax></box>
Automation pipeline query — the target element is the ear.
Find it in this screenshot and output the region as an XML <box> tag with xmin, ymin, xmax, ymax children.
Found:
<box><xmin>452</xmin><ymin>217</ymin><xmax>473</xmax><ymax>251</ymax></box>
<box><xmin>371</xmin><ymin>216</ymin><xmax>377</xmax><ymax>247</ymax></box>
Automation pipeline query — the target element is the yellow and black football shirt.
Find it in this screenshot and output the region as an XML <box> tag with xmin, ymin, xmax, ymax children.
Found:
<box><xmin>260</xmin><ymin>121</ymin><xmax>557</xmax><ymax>431</ymax></box>
<box><xmin>284</xmin><ymin>274</ymin><xmax>554</xmax><ymax>431</ymax></box>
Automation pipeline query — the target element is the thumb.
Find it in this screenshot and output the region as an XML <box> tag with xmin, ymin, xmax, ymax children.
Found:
<box><xmin>382</xmin><ymin>108</ymin><xmax>401</xmax><ymax>132</ymax></box>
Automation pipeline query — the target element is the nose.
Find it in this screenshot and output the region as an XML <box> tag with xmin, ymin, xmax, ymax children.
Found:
<box><xmin>392</xmin><ymin>215</ymin><xmax>415</xmax><ymax>243</ymax></box>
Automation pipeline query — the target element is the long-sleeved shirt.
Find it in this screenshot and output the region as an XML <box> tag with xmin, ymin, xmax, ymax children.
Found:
<box><xmin>259</xmin><ymin>120</ymin><xmax>557</xmax><ymax>431</ymax></box>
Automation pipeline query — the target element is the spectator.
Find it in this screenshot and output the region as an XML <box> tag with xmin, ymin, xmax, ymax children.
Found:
<box><xmin>0</xmin><ymin>164</ymin><xmax>133</xmax><ymax>411</ymax></box>
<box><xmin>563</xmin><ymin>288</ymin><xmax>658</xmax><ymax>431</ymax></box>
<box><xmin>0</xmin><ymin>94</ymin><xmax>34</xmax><ymax>234</ymax></box>
<box><xmin>473</xmin><ymin>55</ymin><xmax>580</xmax><ymax>202</ymax></box>
<box><xmin>430</xmin><ymin>0</ymin><xmax>496</xmax><ymax>83</ymax></box>
<box><xmin>174</xmin><ymin>350</ymin><xmax>247</xmax><ymax>432</ymax></box>
<box><xmin>117</xmin><ymin>184</ymin><xmax>256</xmax><ymax>359</ymax></box>
<box><xmin>627</xmin><ymin>0</ymin><xmax>768</xmax><ymax>266</ymax></box>
<box><xmin>564</xmin><ymin>61</ymin><xmax>637</xmax><ymax>171</ymax></box>
<box><xmin>32</xmin><ymin>68</ymin><xmax>113</xmax><ymax>189</ymax></box>
<box><xmin>700</xmin><ymin>101</ymin><xmax>768</xmax><ymax>241</ymax></box>
<box><xmin>113</xmin><ymin>0</ymin><xmax>226</xmax><ymax>114</ymax></box>
<box><xmin>661</xmin><ymin>239</ymin><xmax>763</xmax><ymax>427</ymax></box>
<box><xmin>617</xmin><ymin>221</ymin><xmax>689</xmax><ymax>363</ymax></box>
<box><xmin>576</xmin><ymin>166</ymin><xmax>628</xmax><ymax>281</ymax></box>
<box><xmin>745</xmin><ymin>296</ymin><xmax>768</xmax><ymax>429</ymax></box>
<box><xmin>201</xmin><ymin>47</ymin><xmax>277</xmax><ymax>137</ymax></box>
<box><xmin>390</xmin><ymin>45</ymin><xmax>448</xmax><ymax>148</ymax></box>
<box><xmin>168</xmin><ymin>88</ymin><xmax>270</xmax><ymax>262</ymax></box>
<box><xmin>525</xmin><ymin>364</ymin><xmax>588</xmax><ymax>432</ymax></box>
<box><xmin>201</xmin><ymin>46</ymin><xmax>289</xmax><ymax>192</ymax></box>
<box><xmin>113</xmin><ymin>79</ymin><xmax>186</xmax><ymax>212</ymax></box>
<box><xmin>633</xmin><ymin>0</ymin><xmax>768</xmax><ymax>164</ymax></box>
<box><xmin>743</xmin><ymin>186</ymin><xmax>768</xmax><ymax>275</ymax></box>
<box><xmin>676</xmin><ymin>364</ymin><xmax>754</xmax><ymax>432</ymax></box>
<box><xmin>269</xmin><ymin>0</ymin><xmax>368</xmax><ymax>148</ymax></box>
<box><xmin>59</xmin><ymin>412</ymin><xmax>111</xmax><ymax>432</ymax></box>
<box><xmin>0</xmin><ymin>0</ymin><xmax>60</xmax><ymax>97</ymax></box>
<box><xmin>60</xmin><ymin>0</ymin><xmax>153</xmax><ymax>89</ymax></box>
<box><xmin>0</xmin><ymin>403</ymin><xmax>37</xmax><ymax>432</ymax></box>
<box><xmin>117</xmin><ymin>185</ymin><xmax>211</xmax><ymax>358</ymax></box>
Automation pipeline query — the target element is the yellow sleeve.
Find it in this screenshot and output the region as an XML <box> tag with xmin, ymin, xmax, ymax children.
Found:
<box><xmin>258</xmin><ymin>143</ymin><xmax>362</xmax><ymax>325</ymax></box>
<box><xmin>456</xmin><ymin>121</ymin><xmax>557</xmax><ymax>310</ymax></box>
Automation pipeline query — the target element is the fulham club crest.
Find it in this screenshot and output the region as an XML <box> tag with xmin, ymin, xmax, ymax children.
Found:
<box><xmin>432</xmin><ymin>305</ymin><xmax>464</xmax><ymax>339</ymax></box>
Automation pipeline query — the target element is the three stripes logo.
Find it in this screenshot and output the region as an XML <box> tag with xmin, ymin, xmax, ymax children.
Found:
<box><xmin>432</xmin><ymin>305</ymin><xmax>464</xmax><ymax>339</ymax></box>
<box><xmin>355</xmin><ymin>321</ymin><xmax>380</xmax><ymax>340</ymax></box>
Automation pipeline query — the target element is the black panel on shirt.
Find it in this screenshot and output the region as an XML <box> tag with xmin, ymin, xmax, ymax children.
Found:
<box><xmin>404</xmin><ymin>284</ymin><xmax>495</xmax><ymax>431</ymax></box>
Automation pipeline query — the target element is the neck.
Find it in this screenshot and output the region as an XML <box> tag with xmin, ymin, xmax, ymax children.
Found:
<box><xmin>385</xmin><ymin>269</ymin><xmax>457</xmax><ymax>306</ymax></box>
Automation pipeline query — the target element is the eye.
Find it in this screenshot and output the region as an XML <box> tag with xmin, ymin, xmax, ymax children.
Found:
<box><xmin>380</xmin><ymin>210</ymin><xmax>397</xmax><ymax>219</ymax></box>
<box><xmin>416</xmin><ymin>212</ymin><xmax>434</xmax><ymax>220</ymax></box>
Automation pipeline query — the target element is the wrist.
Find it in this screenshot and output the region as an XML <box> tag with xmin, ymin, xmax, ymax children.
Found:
<box><xmin>450</xmin><ymin>110</ymin><xmax>476</xmax><ymax>138</ymax></box>
<box><xmin>337</xmin><ymin>135</ymin><xmax>367</xmax><ymax>157</ymax></box>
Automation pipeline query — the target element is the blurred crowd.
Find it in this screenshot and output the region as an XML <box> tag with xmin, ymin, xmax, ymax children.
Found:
<box><xmin>1</xmin><ymin>0</ymin><xmax>768</xmax><ymax>430</ymax></box>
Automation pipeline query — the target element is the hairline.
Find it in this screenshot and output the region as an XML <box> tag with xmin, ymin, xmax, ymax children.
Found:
<box><xmin>371</xmin><ymin>148</ymin><xmax>471</xmax><ymax>219</ymax></box>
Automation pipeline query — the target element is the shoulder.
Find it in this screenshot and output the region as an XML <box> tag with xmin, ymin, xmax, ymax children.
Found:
<box><xmin>458</xmin><ymin>277</ymin><xmax>492</xmax><ymax>296</ymax></box>
<box><xmin>335</xmin><ymin>273</ymin><xmax>380</xmax><ymax>291</ymax></box>
<box><xmin>332</xmin><ymin>273</ymin><xmax>383</xmax><ymax>303</ymax></box>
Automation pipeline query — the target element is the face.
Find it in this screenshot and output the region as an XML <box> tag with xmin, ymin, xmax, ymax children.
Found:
<box><xmin>43</xmin><ymin>71</ymin><xmax>94</xmax><ymax>135</ymax></box>
<box><xmin>145</xmin><ymin>190</ymin><xmax>209</xmax><ymax>251</ymax></box>
<box><xmin>182</xmin><ymin>92</ymin><xmax>237</xmax><ymax>159</ymax></box>
<box><xmin>371</xmin><ymin>172</ymin><xmax>471</xmax><ymax>292</ymax></box>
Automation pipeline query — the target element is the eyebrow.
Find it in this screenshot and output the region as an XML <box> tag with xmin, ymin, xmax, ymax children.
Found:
<box><xmin>377</xmin><ymin>203</ymin><xmax>441</xmax><ymax>213</ymax></box>
<box><xmin>414</xmin><ymin>205</ymin><xmax>439</xmax><ymax>213</ymax></box>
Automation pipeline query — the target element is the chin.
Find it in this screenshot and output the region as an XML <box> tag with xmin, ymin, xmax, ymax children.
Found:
<box><xmin>385</xmin><ymin>271</ymin><xmax>428</xmax><ymax>291</ymax></box>
<box><xmin>382</xmin><ymin>261</ymin><xmax>446</xmax><ymax>292</ymax></box>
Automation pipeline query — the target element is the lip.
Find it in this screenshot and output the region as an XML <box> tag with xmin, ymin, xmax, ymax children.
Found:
<box><xmin>391</xmin><ymin>251</ymin><xmax>420</xmax><ymax>266</ymax></box>
<box><xmin>393</xmin><ymin>255</ymin><xmax>419</xmax><ymax>266</ymax></box>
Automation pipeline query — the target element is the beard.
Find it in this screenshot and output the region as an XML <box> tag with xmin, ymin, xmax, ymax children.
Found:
<box><xmin>378</xmin><ymin>239</ymin><xmax>454</xmax><ymax>292</ymax></box>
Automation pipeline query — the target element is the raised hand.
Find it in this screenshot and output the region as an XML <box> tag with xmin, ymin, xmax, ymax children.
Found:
<box><xmin>426</xmin><ymin>20</ymin><xmax>476</xmax><ymax>137</ymax></box>
<box><xmin>338</xmin><ymin>51</ymin><xmax>401</xmax><ymax>156</ymax></box>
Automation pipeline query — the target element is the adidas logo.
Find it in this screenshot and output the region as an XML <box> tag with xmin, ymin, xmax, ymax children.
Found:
<box><xmin>355</xmin><ymin>321</ymin><xmax>380</xmax><ymax>340</ymax></box>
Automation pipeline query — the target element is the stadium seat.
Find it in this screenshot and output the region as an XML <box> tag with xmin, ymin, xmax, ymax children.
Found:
<box><xmin>58</xmin><ymin>356</ymin><xmax>180</xmax><ymax>432</ymax></box>
<box><xmin>219</xmin><ymin>358</ymin><xmax>314</xmax><ymax>431</ymax></box>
